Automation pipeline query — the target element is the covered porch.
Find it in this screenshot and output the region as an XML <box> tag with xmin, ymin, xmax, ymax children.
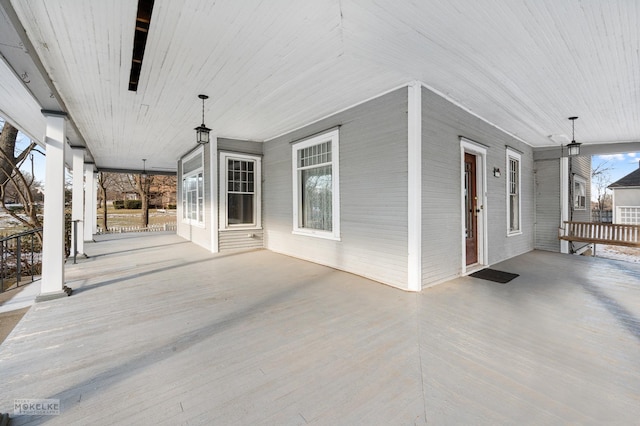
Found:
<box><xmin>1</xmin><ymin>233</ymin><xmax>638</xmax><ymax>424</ymax></box>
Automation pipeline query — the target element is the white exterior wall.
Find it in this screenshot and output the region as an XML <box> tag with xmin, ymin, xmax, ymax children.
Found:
<box><xmin>612</xmin><ymin>188</ymin><xmax>640</xmax><ymax>224</ymax></box>
<box><xmin>263</xmin><ymin>89</ymin><xmax>409</xmax><ymax>289</ymax></box>
<box><xmin>217</xmin><ymin>138</ymin><xmax>264</xmax><ymax>252</ymax></box>
<box><xmin>177</xmin><ymin>143</ymin><xmax>214</xmax><ymax>251</ymax></box>
<box><xmin>534</xmin><ymin>159</ymin><xmax>561</xmax><ymax>252</ymax></box>
<box><xmin>569</xmin><ymin>155</ymin><xmax>591</xmax><ymax>223</ymax></box>
<box><xmin>612</xmin><ymin>188</ymin><xmax>640</xmax><ymax>206</ymax></box>
<box><xmin>421</xmin><ymin>87</ymin><xmax>535</xmax><ymax>286</ymax></box>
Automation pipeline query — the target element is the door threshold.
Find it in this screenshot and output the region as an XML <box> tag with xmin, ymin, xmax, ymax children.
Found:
<box><xmin>464</xmin><ymin>264</ymin><xmax>485</xmax><ymax>275</ymax></box>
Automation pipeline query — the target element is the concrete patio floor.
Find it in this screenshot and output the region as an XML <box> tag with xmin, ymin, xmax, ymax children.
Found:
<box><xmin>1</xmin><ymin>232</ymin><xmax>639</xmax><ymax>425</ymax></box>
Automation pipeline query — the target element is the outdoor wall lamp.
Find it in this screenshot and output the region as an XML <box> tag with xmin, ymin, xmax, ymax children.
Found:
<box><xmin>566</xmin><ymin>116</ymin><xmax>581</xmax><ymax>156</ymax></box>
<box><xmin>195</xmin><ymin>94</ymin><xmax>211</xmax><ymax>144</ymax></box>
<box><xmin>493</xmin><ymin>167</ymin><xmax>501</xmax><ymax>177</ymax></box>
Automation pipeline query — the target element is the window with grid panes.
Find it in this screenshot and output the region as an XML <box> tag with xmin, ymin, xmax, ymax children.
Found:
<box><xmin>292</xmin><ymin>129</ymin><xmax>340</xmax><ymax>240</ymax></box>
<box><xmin>181</xmin><ymin>149</ymin><xmax>204</xmax><ymax>226</ymax></box>
<box><xmin>220</xmin><ymin>152</ymin><xmax>261</xmax><ymax>229</ymax></box>
<box><xmin>506</xmin><ymin>149</ymin><xmax>521</xmax><ymax>234</ymax></box>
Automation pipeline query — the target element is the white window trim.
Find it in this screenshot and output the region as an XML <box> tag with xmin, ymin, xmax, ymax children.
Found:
<box><xmin>219</xmin><ymin>152</ymin><xmax>262</xmax><ymax>230</ymax></box>
<box><xmin>573</xmin><ymin>175</ymin><xmax>587</xmax><ymax>211</ymax></box>
<box><xmin>292</xmin><ymin>129</ymin><xmax>340</xmax><ymax>240</ymax></box>
<box><xmin>506</xmin><ymin>148</ymin><xmax>522</xmax><ymax>236</ymax></box>
<box><xmin>181</xmin><ymin>148</ymin><xmax>205</xmax><ymax>228</ymax></box>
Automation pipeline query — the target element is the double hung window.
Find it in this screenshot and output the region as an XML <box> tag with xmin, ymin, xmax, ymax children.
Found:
<box><xmin>506</xmin><ymin>148</ymin><xmax>521</xmax><ymax>235</ymax></box>
<box><xmin>220</xmin><ymin>152</ymin><xmax>261</xmax><ymax>229</ymax></box>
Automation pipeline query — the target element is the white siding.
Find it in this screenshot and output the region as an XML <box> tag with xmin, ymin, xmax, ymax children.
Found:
<box><xmin>177</xmin><ymin>144</ymin><xmax>213</xmax><ymax>251</ymax></box>
<box><xmin>421</xmin><ymin>87</ymin><xmax>534</xmax><ymax>285</ymax></box>
<box><xmin>535</xmin><ymin>159</ymin><xmax>561</xmax><ymax>252</ymax></box>
<box><xmin>263</xmin><ymin>89</ymin><xmax>409</xmax><ymax>289</ymax></box>
<box><xmin>570</xmin><ymin>155</ymin><xmax>591</xmax><ymax>223</ymax></box>
<box><xmin>613</xmin><ymin>188</ymin><xmax>640</xmax><ymax>207</ymax></box>
<box><xmin>218</xmin><ymin>138</ymin><xmax>263</xmax><ymax>156</ymax></box>
<box><xmin>219</xmin><ymin>230</ymin><xmax>264</xmax><ymax>251</ymax></box>
<box><xmin>217</xmin><ymin>139</ymin><xmax>264</xmax><ymax>252</ymax></box>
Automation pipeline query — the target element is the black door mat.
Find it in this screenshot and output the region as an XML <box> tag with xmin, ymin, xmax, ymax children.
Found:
<box><xmin>469</xmin><ymin>268</ymin><xmax>519</xmax><ymax>284</ymax></box>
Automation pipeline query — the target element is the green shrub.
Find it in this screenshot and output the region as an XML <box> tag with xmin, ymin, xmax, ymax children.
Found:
<box><xmin>113</xmin><ymin>200</ymin><xmax>125</xmax><ymax>209</ymax></box>
<box><xmin>167</xmin><ymin>204</ymin><xmax>176</xmax><ymax>209</ymax></box>
<box><xmin>124</xmin><ymin>199</ymin><xmax>142</xmax><ymax>209</ymax></box>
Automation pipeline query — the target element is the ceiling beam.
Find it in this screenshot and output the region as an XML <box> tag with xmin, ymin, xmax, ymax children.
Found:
<box><xmin>534</xmin><ymin>142</ymin><xmax>640</xmax><ymax>161</ymax></box>
<box><xmin>97</xmin><ymin>167</ymin><xmax>176</xmax><ymax>176</ymax></box>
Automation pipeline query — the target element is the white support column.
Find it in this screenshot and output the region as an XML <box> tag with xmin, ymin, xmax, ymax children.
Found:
<box><xmin>210</xmin><ymin>137</ymin><xmax>219</xmax><ymax>253</ymax></box>
<box><xmin>92</xmin><ymin>172</ymin><xmax>98</xmax><ymax>234</ymax></box>
<box><xmin>407</xmin><ymin>82</ymin><xmax>422</xmax><ymax>291</ymax></box>
<box><xmin>39</xmin><ymin>111</ymin><xmax>68</xmax><ymax>300</ymax></box>
<box><xmin>560</xmin><ymin>157</ymin><xmax>570</xmax><ymax>254</ymax></box>
<box><xmin>71</xmin><ymin>147</ymin><xmax>85</xmax><ymax>255</ymax></box>
<box><xmin>84</xmin><ymin>164</ymin><xmax>95</xmax><ymax>241</ymax></box>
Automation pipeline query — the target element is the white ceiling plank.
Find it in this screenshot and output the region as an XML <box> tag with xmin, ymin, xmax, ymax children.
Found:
<box><xmin>0</xmin><ymin>0</ymin><xmax>638</xmax><ymax>172</ymax></box>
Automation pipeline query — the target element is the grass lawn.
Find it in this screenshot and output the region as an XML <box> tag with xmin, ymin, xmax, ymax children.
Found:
<box><xmin>97</xmin><ymin>207</ymin><xmax>177</xmax><ymax>228</ymax></box>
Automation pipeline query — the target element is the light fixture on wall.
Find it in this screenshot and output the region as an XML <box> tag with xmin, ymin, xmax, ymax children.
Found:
<box><xmin>493</xmin><ymin>167</ymin><xmax>501</xmax><ymax>177</ymax></box>
<box><xmin>566</xmin><ymin>116</ymin><xmax>581</xmax><ymax>156</ymax></box>
<box><xmin>195</xmin><ymin>94</ymin><xmax>211</xmax><ymax>144</ymax></box>
<box><xmin>141</xmin><ymin>158</ymin><xmax>148</xmax><ymax>178</ymax></box>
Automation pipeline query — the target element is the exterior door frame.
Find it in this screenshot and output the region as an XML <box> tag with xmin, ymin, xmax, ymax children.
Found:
<box><xmin>460</xmin><ymin>138</ymin><xmax>488</xmax><ymax>273</ymax></box>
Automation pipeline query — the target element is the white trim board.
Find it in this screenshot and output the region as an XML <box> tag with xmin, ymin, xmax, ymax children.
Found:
<box><xmin>460</xmin><ymin>137</ymin><xmax>489</xmax><ymax>275</ymax></box>
<box><xmin>407</xmin><ymin>82</ymin><xmax>422</xmax><ymax>292</ymax></box>
<box><xmin>210</xmin><ymin>138</ymin><xmax>219</xmax><ymax>253</ymax></box>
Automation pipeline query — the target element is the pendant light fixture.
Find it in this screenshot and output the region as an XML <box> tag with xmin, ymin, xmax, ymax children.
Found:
<box><xmin>195</xmin><ymin>94</ymin><xmax>211</xmax><ymax>144</ymax></box>
<box><xmin>566</xmin><ymin>116</ymin><xmax>581</xmax><ymax>156</ymax></box>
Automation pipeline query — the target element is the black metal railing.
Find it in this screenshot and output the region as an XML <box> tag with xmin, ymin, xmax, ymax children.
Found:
<box><xmin>0</xmin><ymin>228</ymin><xmax>43</xmax><ymax>293</ymax></box>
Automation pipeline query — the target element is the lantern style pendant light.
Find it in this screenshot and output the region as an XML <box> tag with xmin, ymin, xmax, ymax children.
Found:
<box><xmin>195</xmin><ymin>94</ymin><xmax>211</xmax><ymax>144</ymax></box>
<box><xmin>566</xmin><ymin>116</ymin><xmax>581</xmax><ymax>156</ymax></box>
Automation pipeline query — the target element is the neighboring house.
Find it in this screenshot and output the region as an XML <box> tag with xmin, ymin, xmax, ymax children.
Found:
<box><xmin>609</xmin><ymin>161</ymin><xmax>640</xmax><ymax>224</ymax></box>
<box><xmin>179</xmin><ymin>84</ymin><xmax>547</xmax><ymax>291</ymax></box>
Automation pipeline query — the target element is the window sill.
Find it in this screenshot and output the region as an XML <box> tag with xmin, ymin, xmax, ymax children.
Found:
<box><xmin>220</xmin><ymin>226</ymin><xmax>262</xmax><ymax>231</ymax></box>
<box><xmin>292</xmin><ymin>230</ymin><xmax>341</xmax><ymax>241</ymax></box>
<box><xmin>507</xmin><ymin>231</ymin><xmax>522</xmax><ymax>237</ymax></box>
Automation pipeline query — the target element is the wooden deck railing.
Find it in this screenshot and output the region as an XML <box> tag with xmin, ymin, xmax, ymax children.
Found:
<box><xmin>559</xmin><ymin>221</ymin><xmax>640</xmax><ymax>247</ymax></box>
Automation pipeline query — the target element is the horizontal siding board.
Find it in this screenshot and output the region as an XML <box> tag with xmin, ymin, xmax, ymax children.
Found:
<box><xmin>570</xmin><ymin>155</ymin><xmax>591</xmax><ymax>223</ymax></box>
<box><xmin>177</xmin><ymin>145</ymin><xmax>212</xmax><ymax>251</ymax></box>
<box><xmin>219</xmin><ymin>230</ymin><xmax>264</xmax><ymax>251</ymax></box>
<box><xmin>218</xmin><ymin>138</ymin><xmax>264</xmax><ymax>156</ymax></box>
<box><xmin>535</xmin><ymin>159</ymin><xmax>561</xmax><ymax>252</ymax></box>
<box><xmin>421</xmin><ymin>87</ymin><xmax>535</xmax><ymax>285</ymax></box>
<box><xmin>263</xmin><ymin>88</ymin><xmax>409</xmax><ymax>289</ymax></box>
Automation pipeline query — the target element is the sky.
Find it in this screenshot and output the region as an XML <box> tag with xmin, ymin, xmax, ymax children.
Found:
<box><xmin>591</xmin><ymin>152</ymin><xmax>640</xmax><ymax>201</ymax></box>
<box><xmin>0</xmin><ymin>118</ymin><xmax>48</xmax><ymax>183</ymax></box>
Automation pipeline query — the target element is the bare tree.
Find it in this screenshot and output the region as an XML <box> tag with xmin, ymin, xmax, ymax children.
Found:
<box><xmin>150</xmin><ymin>174</ymin><xmax>176</xmax><ymax>208</ymax></box>
<box><xmin>133</xmin><ymin>174</ymin><xmax>151</xmax><ymax>227</ymax></box>
<box><xmin>97</xmin><ymin>172</ymin><xmax>117</xmax><ymax>231</ymax></box>
<box><xmin>592</xmin><ymin>159</ymin><xmax>613</xmax><ymax>213</ymax></box>
<box><xmin>0</xmin><ymin>120</ymin><xmax>44</xmax><ymax>242</ymax></box>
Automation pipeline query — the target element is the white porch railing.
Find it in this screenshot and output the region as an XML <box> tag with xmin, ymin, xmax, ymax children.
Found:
<box><xmin>96</xmin><ymin>223</ymin><xmax>177</xmax><ymax>234</ymax></box>
<box><xmin>559</xmin><ymin>221</ymin><xmax>640</xmax><ymax>247</ymax></box>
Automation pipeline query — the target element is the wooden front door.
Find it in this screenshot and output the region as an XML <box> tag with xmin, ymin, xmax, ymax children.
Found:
<box><xmin>465</xmin><ymin>153</ymin><xmax>478</xmax><ymax>265</ymax></box>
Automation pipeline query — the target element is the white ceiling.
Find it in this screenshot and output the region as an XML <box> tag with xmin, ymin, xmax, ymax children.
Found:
<box><xmin>1</xmin><ymin>0</ymin><xmax>639</xmax><ymax>172</ymax></box>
